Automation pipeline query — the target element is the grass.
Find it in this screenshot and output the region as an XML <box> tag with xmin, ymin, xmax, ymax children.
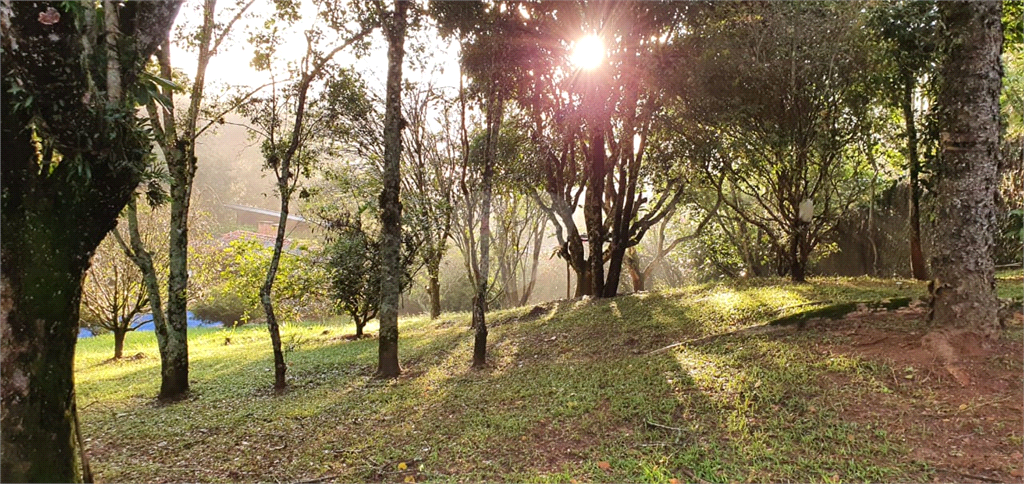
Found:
<box><xmin>76</xmin><ymin>274</ymin><xmax>1023</xmax><ymax>483</ymax></box>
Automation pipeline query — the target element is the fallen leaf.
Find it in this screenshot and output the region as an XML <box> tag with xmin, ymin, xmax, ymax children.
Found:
<box><xmin>404</xmin><ymin>475</ymin><xmax>416</xmax><ymax>483</ymax></box>
<box><xmin>398</xmin><ymin>462</ymin><xmax>408</xmax><ymax>470</ymax></box>
<box><xmin>597</xmin><ymin>461</ymin><xmax>611</xmax><ymax>471</ymax></box>
<box><xmin>669</xmin><ymin>479</ymin><xmax>680</xmax><ymax>484</ymax></box>
<box><xmin>570</xmin><ymin>480</ymin><xmax>579</xmax><ymax>484</ymax></box>
<box><xmin>958</xmin><ymin>404</ymin><xmax>968</xmax><ymax>411</ymax></box>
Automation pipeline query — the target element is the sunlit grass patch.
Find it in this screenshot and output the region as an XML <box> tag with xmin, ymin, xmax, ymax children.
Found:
<box><xmin>74</xmin><ymin>276</ymin><xmax>1018</xmax><ymax>483</ymax></box>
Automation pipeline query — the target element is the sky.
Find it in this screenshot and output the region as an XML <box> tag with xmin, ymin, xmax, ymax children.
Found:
<box><xmin>169</xmin><ymin>1</ymin><xmax>461</xmax><ymax>96</ymax></box>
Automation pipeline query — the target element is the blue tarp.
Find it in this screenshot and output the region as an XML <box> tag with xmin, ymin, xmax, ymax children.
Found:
<box><xmin>78</xmin><ymin>311</ymin><xmax>217</xmax><ymax>338</ymax></box>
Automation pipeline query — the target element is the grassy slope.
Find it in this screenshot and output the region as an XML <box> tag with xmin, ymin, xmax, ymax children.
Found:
<box><xmin>76</xmin><ymin>275</ymin><xmax>1023</xmax><ymax>483</ymax></box>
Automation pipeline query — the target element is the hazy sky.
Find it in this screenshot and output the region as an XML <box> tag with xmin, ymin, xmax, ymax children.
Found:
<box><xmin>169</xmin><ymin>2</ymin><xmax>461</xmax><ymax>95</ymax></box>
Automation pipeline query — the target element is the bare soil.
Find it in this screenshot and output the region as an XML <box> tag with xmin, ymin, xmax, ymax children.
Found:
<box><xmin>805</xmin><ymin>306</ymin><xmax>1024</xmax><ymax>484</ymax></box>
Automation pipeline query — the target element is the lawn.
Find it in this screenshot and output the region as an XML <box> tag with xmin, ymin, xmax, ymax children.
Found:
<box><xmin>75</xmin><ymin>275</ymin><xmax>1023</xmax><ymax>483</ymax></box>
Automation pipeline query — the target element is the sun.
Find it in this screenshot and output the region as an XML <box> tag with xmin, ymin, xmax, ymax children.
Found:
<box><xmin>571</xmin><ymin>35</ymin><xmax>604</xmax><ymax>70</ymax></box>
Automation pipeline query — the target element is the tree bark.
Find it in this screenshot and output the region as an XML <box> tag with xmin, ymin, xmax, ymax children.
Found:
<box><xmin>472</xmin><ymin>93</ymin><xmax>501</xmax><ymax>368</ymax></box>
<box><xmin>114</xmin><ymin>328</ymin><xmax>126</xmax><ymax>359</ymax></box>
<box><xmin>789</xmin><ymin>220</ymin><xmax>807</xmax><ymax>282</ymax></box>
<box><xmin>260</xmin><ymin>194</ymin><xmax>290</xmax><ymax>391</ymax></box>
<box><xmin>1</xmin><ymin>2</ymin><xmax>182</xmax><ymax>480</ymax></box>
<box><xmin>377</xmin><ymin>0</ymin><xmax>409</xmax><ymax>378</ymax></box>
<box><xmin>118</xmin><ymin>199</ymin><xmax>175</xmax><ymax>396</ymax></box>
<box><xmin>585</xmin><ymin>129</ymin><xmax>607</xmax><ymax>297</ymax></box>
<box><xmin>902</xmin><ymin>69</ymin><xmax>929</xmax><ymax>281</ymax></box>
<box><xmin>929</xmin><ymin>1</ymin><xmax>1003</xmax><ymax>338</ymax></box>
<box><xmin>428</xmin><ymin>270</ymin><xmax>441</xmax><ymax>319</ymax></box>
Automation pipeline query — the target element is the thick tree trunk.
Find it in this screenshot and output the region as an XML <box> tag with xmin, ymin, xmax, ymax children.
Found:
<box><xmin>626</xmin><ymin>253</ymin><xmax>646</xmax><ymax>292</ymax></box>
<box><xmin>929</xmin><ymin>1</ymin><xmax>1003</xmax><ymax>338</ymax></box>
<box><xmin>789</xmin><ymin>221</ymin><xmax>807</xmax><ymax>282</ymax></box>
<box><xmin>428</xmin><ymin>270</ymin><xmax>441</xmax><ymax>320</ymax></box>
<box><xmin>585</xmin><ymin>129</ymin><xmax>607</xmax><ymax>297</ymax></box>
<box><xmin>114</xmin><ymin>328</ymin><xmax>126</xmax><ymax>359</ymax></box>
<box><xmin>1</xmin><ymin>269</ymin><xmax>88</xmax><ymax>483</ymax></box>
<box><xmin>903</xmin><ymin>70</ymin><xmax>929</xmax><ymax>281</ymax></box>
<box><xmin>377</xmin><ymin>0</ymin><xmax>409</xmax><ymax>378</ymax></box>
<box><xmin>603</xmin><ymin>243</ymin><xmax>628</xmax><ymax>297</ymax></box>
<box><xmin>575</xmin><ymin>267</ymin><xmax>592</xmax><ymax>298</ymax></box>
<box><xmin>1</xmin><ymin>2</ymin><xmax>181</xmax><ymax>480</ymax></box>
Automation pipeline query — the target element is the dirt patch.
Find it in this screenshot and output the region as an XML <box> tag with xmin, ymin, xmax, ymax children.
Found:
<box><xmin>102</xmin><ymin>352</ymin><xmax>149</xmax><ymax>364</ymax></box>
<box><xmin>331</xmin><ymin>333</ymin><xmax>377</xmax><ymax>342</ymax></box>
<box><xmin>492</xmin><ymin>305</ymin><xmax>552</xmax><ymax>328</ymax></box>
<box><xmin>806</xmin><ymin>306</ymin><xmax>1024</xmax><ymax>483</ymax></box>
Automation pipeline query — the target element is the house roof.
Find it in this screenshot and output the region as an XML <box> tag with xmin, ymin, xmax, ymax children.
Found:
<box><xmin>222</xmin><ymin>203</ymin><xmax>309</xmax><ymax>223</ymax></box>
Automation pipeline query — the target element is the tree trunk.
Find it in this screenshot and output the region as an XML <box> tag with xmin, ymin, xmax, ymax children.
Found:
<box><xmin>1</xmin><ymin>2</ymin><xmax>181</xmax><ymax>480</ymax></box>
<box><xmin>585</xmin><ymin>129</ymin><xmax>607</xmax><ymax>297</ymax></box>
<box><xmin>626</xmin><ymin>252</ymin><xmax>646</xmax><ymax>292</ymax></box>
<box><xmin>377</xmin><ymin>0</ymin><xmax>409</xmax><ymax>378</ymax></box>
<box><xmin>114</xmin><ymin>328</ymin><xmax>126</xmax><ymax>359</ymax></box>
<box><xmin>356</xmin><ymin>319</ymin><xmax>365</xmax><ymax>338</ymax></box>
<box><xmin>473</xmin><ymin>88</ymin><xmax>502</xmax><ymax>368</ymax></box>
<box><xmin>603</xmin><ymin>243</ymin><xmax>628</xmax><ymax>297</ymax></box>
<box><xmin>903</xmin><ymin>69</ymin><xmax>929</xmax><ymax>281</ymax></box>
<box><xmin>428</xmin><ymin>270</ymin><xmax>441</xmax><ymax>319</ymax></box>
<box><xmin>261</xmin><ymin>193</ymin><xmax>290</xmax><ymax>391</ymax></box>
<box><xmin>575</xmin><ymin>267</ymin><xmax>592</xmax><ymax>298</ymax></box>
<box><xmin>1</xmin><ymin>267</ymin><xmax>88</xmax><ymax>483</ymax></box>
<box><xmin>929</xmin><ymin>1</ymin><xmax>1003</xmax><ymax>338</ymax></box>
<box><xmin>789</xmin><ymin>221</ymin><xmax>807</xmax><ymax>283</ymax></box>
<box><xmin>119</xmin><ymin>198</ymin><xmax>176</xmax><ymax>398</ymax></box>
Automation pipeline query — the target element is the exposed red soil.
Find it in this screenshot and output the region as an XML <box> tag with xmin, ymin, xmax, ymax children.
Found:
<box><xmin>805</xmin><ymin>306</ymin><xmax>1024</xmax><ymax>484</ymax></box>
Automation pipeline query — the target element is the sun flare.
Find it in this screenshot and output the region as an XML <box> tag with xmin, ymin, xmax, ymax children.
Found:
<box><xmin>571</xmin><ymin>35</ymin><xmax>604</xmax><ymax>70</ymax></box>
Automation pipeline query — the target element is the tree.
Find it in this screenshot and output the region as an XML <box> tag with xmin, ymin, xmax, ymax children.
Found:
<box><xmin>119</xmin><ymin>0</ymin><xmax>255</xmax><ymax>401</ymax></box>
<box><xmin>401</xmin><ymin>86</ymin><xmax>460</xmax><ymax>319</ymax></box>
<box><xmin>377</xmin><ymin>0</ymin><xmax>411</xmax><ymax>377</ymax></box>
<box><xmin>492</xmin><ymin>190</ymin><xmax>547</xmax><ymax>308</ymax></box>
<box><xmin>676</xmin><ymin>2</ymin><xmax>875</xmax><ymax>282</ymax></box>
<box><xmin>241</xmin><ymin>6</ymin><xmax>371</xmax><ymax>389</ymax></box>
<box><xmin>928</xmin><ymin>1</ymin><xmax>1003</xmax><ymax>338</ymax></box>
<box><xmin>326</xmin><ymin>215</ymin><xmax>381</xmax><ymax>338</ymax></box>
<box><xmin>868</xmin><ymin>1</ymin><xmax>942</xmax><ymax>281</ymax></box>
<box><xmin>322</xmin><ymin>211</ymin><xmax>418</xmax><ymax>337</ymax></box>
<box><xmin>1</xmin><ymin>2</ymin><xmax>181</xmax><ymax>481</ymax></box>
<box><xmin>82</xmin><ymin>203</ymin><xmax>169</xmax><ymax>359</ymax></box>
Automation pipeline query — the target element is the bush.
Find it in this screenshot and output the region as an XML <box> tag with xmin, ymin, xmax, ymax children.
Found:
<box><xmin>193</xmin><ymin>237</ymin><xmax>331</xmax><ymax>326</ymax></box>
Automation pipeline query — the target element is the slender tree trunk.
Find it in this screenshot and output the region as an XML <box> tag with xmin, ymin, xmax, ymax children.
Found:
<box><xmin>356</xmin><ymin>319</ymin><xmax>365</xmax><ymax>338</ymax></box>
<box><xmin>261</xmin><ymin>194</ymin><xmax>290</xmax><ymax>391</ymax></box>
<box><xmin>119</xmin><ymin>199</ymin><xmax>172</xmax><ymax>393</ymax></box>
<box><xmin>473</xmin><ymin>91</ymin><xmax>502</xmax><ymax>368</ymax></box>
<box><xmin>903</xmin><ymin>70</ymin><xmax>929</xmax><ymax>281</ymax></box>
<box><xmin>377</xmin><ymin>0</ymin><xmax>409</xmax><ymax>378</ymax></box>
<box><xmin>428</xmin><ymin>269</ymin><xmax>441</xmax><ymax>319</ymax></box>
<box><xmin>518</xmin><ymin>223</ymin><xmax>545</xmax><ymax>306</ymax></box>
<box><xmin>929</xmin><ymin>1</ymin><xmax>1003</xmax><ymax>339</ymax></box>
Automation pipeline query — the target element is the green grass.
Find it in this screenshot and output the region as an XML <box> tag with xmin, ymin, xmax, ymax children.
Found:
<box><xmin>75</xmin><ymin>275</ymin><xmax>1022</xmax><ymax>483</ymax></box>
